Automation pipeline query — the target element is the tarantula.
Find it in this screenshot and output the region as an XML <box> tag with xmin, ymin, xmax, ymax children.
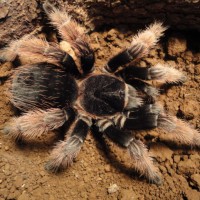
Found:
<box><xmin>1</xmin><ymin>1</ymin><xmax>199</xmax><ymax>185</ymax></box>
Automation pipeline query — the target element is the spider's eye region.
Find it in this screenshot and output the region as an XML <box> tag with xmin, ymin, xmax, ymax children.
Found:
<box><xmin>119</xmin><ymin>90</ymin><xmax>125</xmax><ymax>98</ymax></box>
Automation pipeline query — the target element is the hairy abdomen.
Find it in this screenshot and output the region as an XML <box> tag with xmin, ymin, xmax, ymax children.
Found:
<box><xmin>9</xmin><ymin>63</ymin><xmax>78</xmax><ymax>111</ymax></box>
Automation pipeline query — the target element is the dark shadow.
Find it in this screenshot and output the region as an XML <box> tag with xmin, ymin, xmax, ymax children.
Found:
<box><xmin>91</xmin><ymin>125</ymin><xmax>200</xmax><ymax>185</ymax></box>
<box><xmin>90</xmin><ymin>125</ymin><xmax>158</xmax><ymax>185</ymax></box>
<box><xmin>0</xmin><ymin>76</ymin><xmax>9</xmax><ymax>85</ymax></box>
<box><xmin>159</xmin><ymin>82</ymin><xmax>184</xmax><ymax>95</ymax></box>
<box><xmin>157</xmin><ymin>138</ymin><xmax>200</xmax><ymax>152</ymax></box>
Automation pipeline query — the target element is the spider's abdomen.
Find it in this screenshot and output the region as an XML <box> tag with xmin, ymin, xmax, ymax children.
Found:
<box><xmin>10</xmin><ymin>63</ymin><xmax>78</xmax><ymax>111</ymax></box>
<box><xmin>80</xmin><ymin>74</ymin><xmax>125</xmax><ymax>116</ymax></box>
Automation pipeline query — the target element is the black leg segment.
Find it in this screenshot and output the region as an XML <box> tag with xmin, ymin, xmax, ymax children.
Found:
<box><xmin>96</xmin><ymin>119</ymin><xmax>162</xmax><ymax>185</ymax></box>
<box><xmin>106</xmin><ymin>44</ymin><xmax>144</xmax><ymax>72</ymax></box>
<box><xmin>43</xmin><ymin>1</ymin><xmax>95</xmax><ymax>76</ymax></box>
<box><xmin>125</xmin><ymin>79</ymin><xmax>159</xmax><ymax>103</ymax></box>
<box><xmin>105</xmin><ymin>22</ymin><xmax>167</xmax><ymax>73</ymax></box>
<box><xmin>78</xmin><ymin>44</ymin><xmax>95</xmax><ymax>75</ymax></box>
<box><xmin>125</xmin><ymin>104</ymin><xmax>160</xmax><ymax>130</ymax></box>
<box><xmin>62</xmin><ymin>52</ymin><xmax>81</xmax><ymax>77</ymax></box>
<box><xmin>117</xmin><ymin>64</ymin><xmax>186</xmax><ymax>84</ymax></box>
<box><xmin>114</xmin><ymin>104</ymin><xmax>161</xmax><ymax>130</ymax></box>
<box><xmin>117</xmin><ymin>66</ymin><xmax>151</xmax><ymax>80</ymax></box>
<box><xmin>104</xmin><ymin>125</ymin><xmax>133</xmax><ymax>147</ymax></box>
<box><xmin>71</xmin><ymin>118</ymin><xmax>90</xmax><ymax>139</ymax></box>
<box><xmin>45</xmin><ymin>116</ymin><xmax>92</xmax><ymax>172</ymax></box>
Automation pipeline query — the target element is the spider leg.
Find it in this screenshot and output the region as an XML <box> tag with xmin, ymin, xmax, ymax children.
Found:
<box><xmin>124</xmin><ymin>79</ymin><xmax>159</xmax><ymax>104</ymax></box>
<box><xmin>105</xmin><ymin>22</ymin><xmax>167</xmax><ymax>72</ymax></box>
<box><xmin>114</xmin><ymin>104</ymin><xmax>160</xmax><ymax>130</ymax></box>
<box><xmin>0</xmin><ymin>39</ymin><xmax>22</xmax><ymax>62</ymax></box>
<box><xmin>45</xmin><ymin>115</ymin><xmax>92</xmax><ymax>172</ymax></box>
<box><xmin>0</xmin><ymin>36</ymin><xmax>80</xmax><ymax>77</ymax></box>
<box><xmin>114</xmin><ymin>104</ymin><xmax>200</xmax><ymax>146</ymax></box>
<box><xmin>124</xmin><ymin>83</ymin><xmax>144</xmax><ymax>110</ymax></box>
<box><xmin>158</xmin><ymin>113</ymin><xmax>200</xmax><ymax>146</ymax></box>
<box><xmin>117</xmin><ymin>63</ymin><xmax>186</xmax><ymax>84</ymax></box>
<box><xmin>2</xmin><ymin>108</ymin><xmax>68</xmax><ymax>140</ymax></box>
<box><xmin>96</xmin><ymin>119</ymin><xmax>162</xmax><ymax>185</ymax></box>
<box><xmin>43</xmin><ymin>1</ymin><xmax>95</xmax><ymax>75</ymax></box>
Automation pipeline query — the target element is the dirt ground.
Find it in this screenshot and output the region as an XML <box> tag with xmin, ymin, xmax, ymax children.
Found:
<box><xmin>0</xmin><ymin>18</ymin><xmax>200</xmax><ymax>200</ymax></box>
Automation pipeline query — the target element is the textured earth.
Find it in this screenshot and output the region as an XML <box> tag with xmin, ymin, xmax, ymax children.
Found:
<box><xmin>0</xmin><ymin>24</ymin><xmax>200</xmax><ymax>199</ymax></box>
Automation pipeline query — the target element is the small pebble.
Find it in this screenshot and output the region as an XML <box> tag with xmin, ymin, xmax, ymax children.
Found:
<box><xmin>108</xmin><ymin>184</ymin><xmax>119</xmax><ymax>194</ymax></box>
<box><xmin>104</xmin><ymin>164</ymin><xmax>111</xmax><ymax>172</ymax></box>
<box><xmin>4</xmin><ymin>146</ymin><xmax>9</xmax><ymax>151</ymax></box>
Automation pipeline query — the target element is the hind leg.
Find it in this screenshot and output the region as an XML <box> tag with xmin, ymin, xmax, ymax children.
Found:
<box><xmin>158</xmin><ymin>113</ymin><xmax>200</xmax><ymax>146</ymax></box>
<box><xmin>45</xmin><ymin>115</ymin><xmax>92</xmax><ymax>172</ymax></box>
<box><xmin>96</xmin><ymin>119</ymin><xmax>162</xmax><ymax>185</ymax></box>
<box><xmin>3</xmin><ymin>108</ymin><xmax>68</xmax><ymax>141</ymax></box>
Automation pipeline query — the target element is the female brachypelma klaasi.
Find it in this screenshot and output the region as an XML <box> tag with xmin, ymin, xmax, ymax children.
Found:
<box><xmin>1</xmin><ymin>1</ymin><xmax>199</xmax><ymax>185</ymax></box>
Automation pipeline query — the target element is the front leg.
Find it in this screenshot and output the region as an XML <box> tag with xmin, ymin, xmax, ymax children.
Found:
<box><xmin>43</xmin><ymin>1</ymin><xmax>95</xmax><ymax>75</ymax></box>
<box><xmin>105</xmin><ymin>22</ymin><xmax>167</xmax><ymax>72</ymax></box>
<box><xmin>0</xmin><ymin>36</ymin><xmax>80</xmax><ymax>77</ymax></box>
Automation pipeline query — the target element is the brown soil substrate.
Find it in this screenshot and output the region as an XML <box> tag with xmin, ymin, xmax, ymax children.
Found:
<box><xmin>0</xmin><ymin>0</ymin><xmax>200</xmax><ymax>47</ymax></box>
<box><xmin>0</xmin><ymin>1</ymin><xmax>200</xmax><ymax>200</ymax></box>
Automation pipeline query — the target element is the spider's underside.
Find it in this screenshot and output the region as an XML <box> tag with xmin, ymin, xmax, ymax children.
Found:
<box><xmin>1</xmin><ymin>1</ymin><xmax>200</xmax><ymax>185</ymax></box>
